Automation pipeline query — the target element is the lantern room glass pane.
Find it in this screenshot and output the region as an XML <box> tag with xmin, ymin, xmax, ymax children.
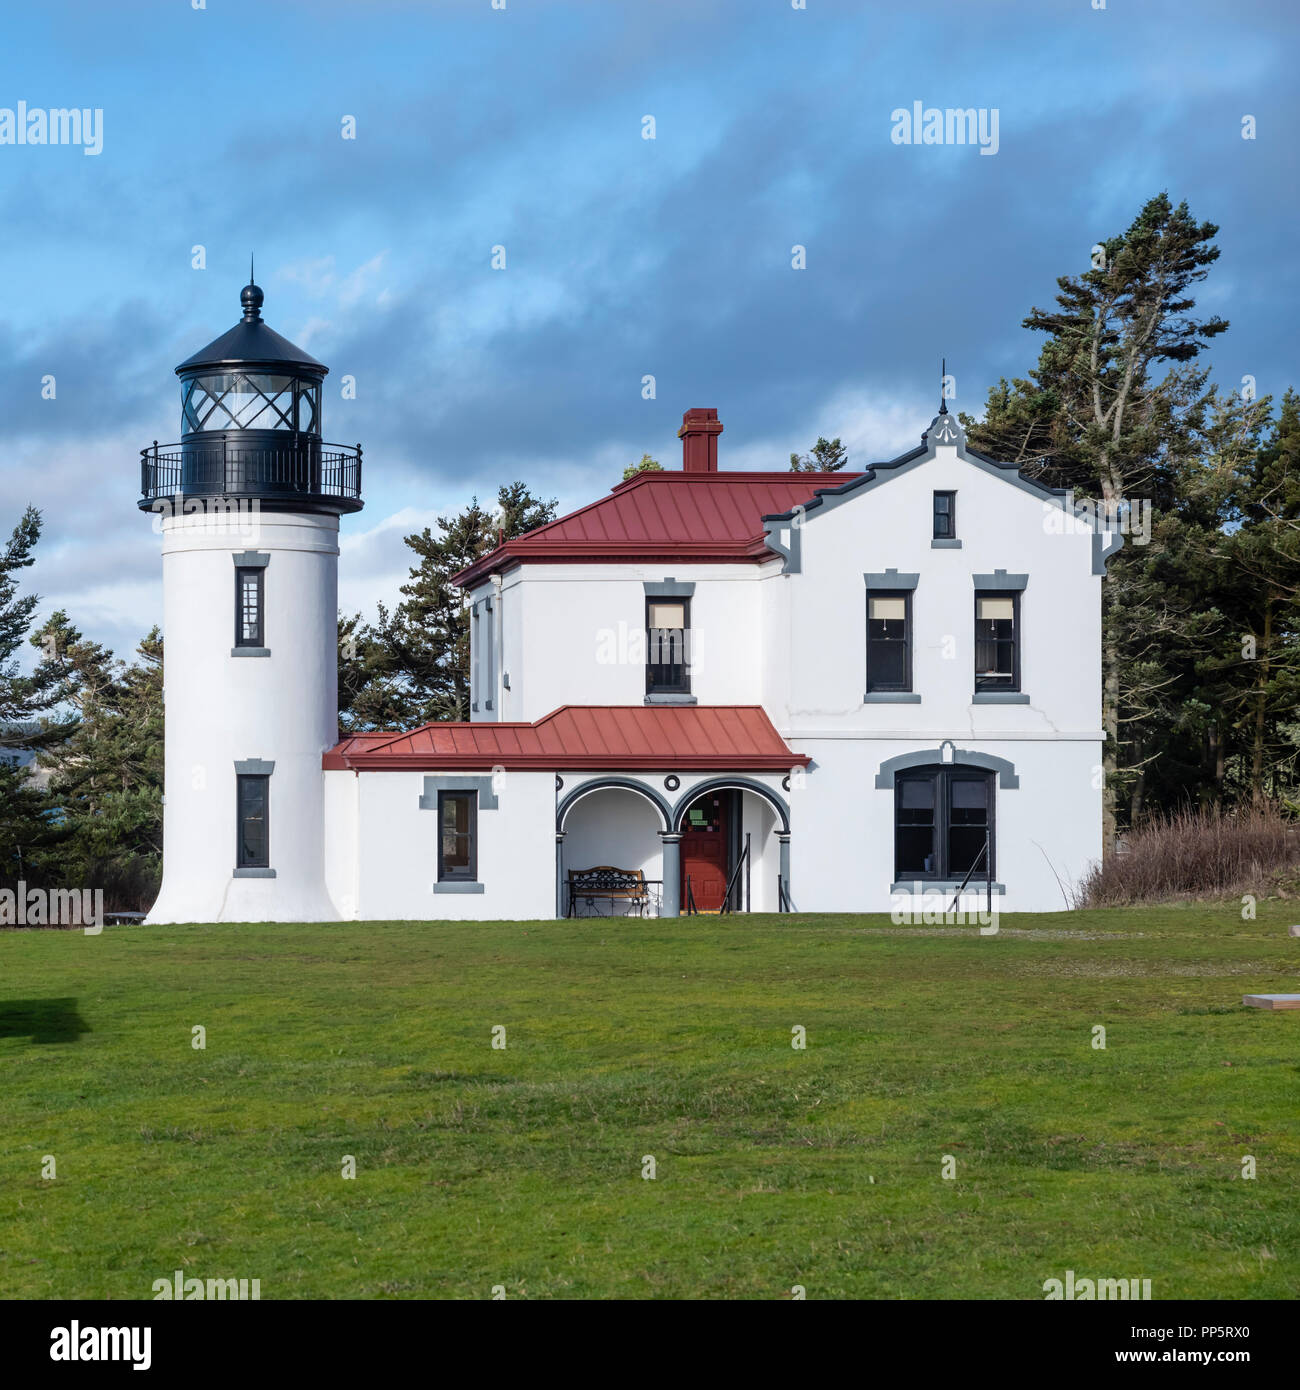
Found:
<box><xmin>295</xmin><ymin>381</ymin><xmax>320</xmax><ymax>434</ymax></box>
<box><xmin>182</xmin><ymin>373</ymin><xmax>299</xmax><ymax>432</ymax></box>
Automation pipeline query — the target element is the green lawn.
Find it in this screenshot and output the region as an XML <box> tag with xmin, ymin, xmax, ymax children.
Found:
<box><xmin>1</xmin><ymin>903</ymin><xmax>1298</xmax><ymax>1300</ymax></box>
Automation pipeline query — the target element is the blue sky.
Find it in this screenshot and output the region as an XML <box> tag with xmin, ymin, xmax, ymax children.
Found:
<box><xmin>1</xmin><ymin>0</ymin><xmax>1296</xmax><ymax>659</ymax></box>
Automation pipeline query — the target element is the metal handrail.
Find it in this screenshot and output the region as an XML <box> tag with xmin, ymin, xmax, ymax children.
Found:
<box><xmin>720</xmin><ymin>836</ymin><xmax>750</xmax><ymax>916</ymax></box>
<box><xmin>138</xmin><ymin>437</ymin><xmax>363</xmax><ymax>504</ymax></box>
<box><xmin>949</xmin><ymin>830</ymin><xmax>992</xmax><ymax>914</ymax></box>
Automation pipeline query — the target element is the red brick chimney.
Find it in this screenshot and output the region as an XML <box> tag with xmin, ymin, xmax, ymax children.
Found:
<box><xmin>678</xmin><ymin>407</ymin><xmax>723</xmax><ymax>472</ymax></box>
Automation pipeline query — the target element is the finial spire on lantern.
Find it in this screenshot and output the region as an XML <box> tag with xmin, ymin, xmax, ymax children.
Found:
<box><xmin>939</xmin><ymin>357</ymin><xmax>948</xmax><ymax>415</ymax></box>
<box><xmin>240</xmin><ymin>255</ymin><xmax>264</xmax><ymax>323</ymax></box>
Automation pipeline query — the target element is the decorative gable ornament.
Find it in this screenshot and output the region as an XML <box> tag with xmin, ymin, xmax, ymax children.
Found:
<box><xmin>924</xmin><ymin>407</ymin><xmax>963</xmax><ymax>448</ymax></box>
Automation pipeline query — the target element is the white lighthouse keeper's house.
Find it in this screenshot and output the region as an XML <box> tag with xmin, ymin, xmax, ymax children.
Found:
<box><xmin>141</xmin><ymin>276</ymin><xmax>1118</xmax><ymax>924</ymax></box>
<box><xmin>140</xmin><ymin>277</ymin><xmax>363</xmax><ymax>923</ymax></box>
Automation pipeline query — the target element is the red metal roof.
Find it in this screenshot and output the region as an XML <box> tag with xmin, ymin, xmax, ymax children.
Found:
<box><xmin>454</xmin><ymin>470</ymin><xmax>860</xmax><ymax>587</ymax></box>
<box><xmin>323</xmin><ymin>704</ymin><xmax>809</xmax><ymax>772</ymax></box>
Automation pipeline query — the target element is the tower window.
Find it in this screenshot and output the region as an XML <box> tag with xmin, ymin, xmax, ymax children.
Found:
<box><xmin>235</xmin><ymin>567</ymin><xmax>264</xmax><ymax>648</ymax></box>
<box><xmin>437</xmin><ymin>791</ymin><xmax>478</xmax><ymax>882</ymax></box>
<box><xmin>933</xmin><ymin>491</ymin><xmax>956</xmax><ymax>540</ymax></box>
<box><xmin>236</xmin><ymin>774</ymin><xmax>270</xmax><ymax>870</ymax></box>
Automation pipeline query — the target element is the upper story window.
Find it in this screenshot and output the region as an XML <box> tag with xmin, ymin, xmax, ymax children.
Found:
<box><xmin>933</xmin><ymin>490</ymin><xmax>956</xmax><ymax>540</ymax></box>
<box><xmin>235</xmin><ymin>567</ymin><xmax>264</xmax><ymax>648</ymax></box>
<box><xmin>437</xmin><ymin>791</ymin><xmax>477</xmax><ymax>882</ymax></box>
<box><xmin>974</xmin><ymin>592</ymin><xmax>1019</xmax><ymax>692</ymax></box>
<box><xmin>236</xmin><ymin>773</ymin><xmax>270</xmax><ymax>870</ymax></box>
<box><xmin>646</xmin><ymin>598</ymin><xmax>690</xmax><ymax>695</ymax></box>
<box><xmin>866</xmin><ymin>592</ymin><xmax>912</xmax><ymax>692</ymax></box>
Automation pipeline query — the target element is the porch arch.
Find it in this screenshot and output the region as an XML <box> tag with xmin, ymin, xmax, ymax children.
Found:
<box><xmin>556</xmin><ymin>777</ymin><xmax>673</xmax><ymax>834</ymax></box>
<box><xmin>671</xmin><ymin>777</ymin><xmax>790</xmax><ymax>835</ymax></box>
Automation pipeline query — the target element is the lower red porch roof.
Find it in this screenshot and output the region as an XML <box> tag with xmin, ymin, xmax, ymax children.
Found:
<box><xmin>323</xmin><ymin>705</ymin><xmax>809</xmax><ymax>772</ymax></box>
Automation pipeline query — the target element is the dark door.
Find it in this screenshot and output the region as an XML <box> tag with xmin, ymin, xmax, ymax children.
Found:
<box><xmin>680</xmin><ymin>792</ymin><xmax>731</xmax><ymax>911</ymax></box>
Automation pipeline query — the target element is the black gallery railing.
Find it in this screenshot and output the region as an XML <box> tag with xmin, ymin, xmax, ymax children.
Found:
<box><xmin>139</xmin><ymin>437</ymin><xmax>362</xmax><ymax>505</ymax></box>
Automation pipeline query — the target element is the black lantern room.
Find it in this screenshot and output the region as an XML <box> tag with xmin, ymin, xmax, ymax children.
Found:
<box><xmin>139</xmin><ymin>275</ymin><xmax>363</xmax><ymax>514</ymax></box>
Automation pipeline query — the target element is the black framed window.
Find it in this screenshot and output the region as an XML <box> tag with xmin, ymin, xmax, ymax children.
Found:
<box><xmin>236</xmin><ymin>774</ymin><xmax>270</xmax><ymax>869</ymax></box>
<box><xmin>646</xmin><ymin>598</ymin><xmax>690</xmax><ymax>695</ymax></box>
<box><xmin>866</xmin><ymin>591</ymin><xmax>912</xmax><ymax>692</ymax></box>
<box><xmin>437</xmin><ymin>791</ymin><xmax>477</xmax><ymax>881</ymax></box>
<box><xmin>974</xmin><ymin>591</ymin><xmax>1019</xmax><ymax>691</ymax></box>
<box><xmin>933</xmin><ymin>490</ymin><xmax>956</xmax><ymax>539</ymax></box>
<box><xmin>894</xmin><ymin>767</ymin><xmax>994</xmax><ymax>880</ymax></box>
<box><xmin>235</xmin><ymin>567</ymin><xmax>264</xmax><ymax>648</ymax></box>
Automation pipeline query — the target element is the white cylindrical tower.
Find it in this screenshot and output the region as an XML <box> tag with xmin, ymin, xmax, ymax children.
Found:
<box><xmin>140</xmin><ymin>276</ymin><xmax>363</xmax><ymax>923</ymax></box>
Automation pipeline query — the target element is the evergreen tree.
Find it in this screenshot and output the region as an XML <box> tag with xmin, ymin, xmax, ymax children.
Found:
<box><xmin>27</xmin><ymin>617</ymin><xmax>164</xmax><ymax>908</ymax></box>
<box><xmin>338</xmin><ymin>482</ymin><xmax>557</xmax><ymax>727</ymax></box>
<box><xmin>790</xmin><ymin>437</ymin><xmax>848</xmax><ymax>472</ymax></box>
<box><xmin>622</xmin><ymin>453</ymin><xmax>662</xmax><ymax>482</ymax></box>
<box><xmin>966</xmin><ymin>193</ymin><xmax>1229</xmax><ymax>847</ymax></box>
<box><xmin>0</xmin><ymin>508</ymin><xmax>66</xmax><ymax>882</ymax></box>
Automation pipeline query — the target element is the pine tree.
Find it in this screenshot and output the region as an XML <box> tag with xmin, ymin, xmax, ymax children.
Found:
<box><xmin>26</xmin><ymin>617</ymin><xmax>164</xmax><ymax>909</ymax></box>
<box><xmin>966</xmin><ymin>193</ymin><xmax>1229</xmax><ymax>848</ymax></box>
<box><xmin>622</xmin><ymin>453</ymin><xmax>662</xmax><ymax>482</ymax></box>
<box><xmin>338</xmin><ymin>482</ymin><xmax>557</xmax><ymax>727</ymax></box>
<box><xmin>790</xmin><ymin>437</ymin><xmax>848</xmax><ymax>472</ymax></box>
<box><xmin>0</xmin><ymin>507</ymin><xmax>67</xmax><ymax>883</ymax></box>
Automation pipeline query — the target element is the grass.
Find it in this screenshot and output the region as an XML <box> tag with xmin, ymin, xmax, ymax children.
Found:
<box><xmin>1</xmin><ymin>903</ymin><xmax>1298</xmax><ymax>1300</ymax></box>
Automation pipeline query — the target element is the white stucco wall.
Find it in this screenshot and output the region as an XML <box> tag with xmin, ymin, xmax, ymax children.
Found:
<box><xmin>349</xmin><ymin>769</ymin><xmax>555</xmax><ymax>921</ymax></box>
<box><xmin>470</xmin><ymin>564</ymin><xmax>765</xmax><ymax>723</ymax></box>
<box><xmin>148</xmin><ymin>510</ymin><xmax>341</xmax><ymax>924</ymax></box>
<box><xmin>776</xmin><ymin>442</ymin><xmax>1102</xmax><ymax>735</ymax></box>
<box><xmin>787</xmin><ymin>736</ymin><xmax>1100</xmax><ymax>913</ymax></box>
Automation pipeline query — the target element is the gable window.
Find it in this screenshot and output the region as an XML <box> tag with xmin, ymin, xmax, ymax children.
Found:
<box><xmin>646</xmin><ymin>599</ymin><xmax>690</xmax><ymax>695</ymax></box>
<box><xmin>975</xmin><ymin>592</ymin><xmax>1019</xmax><ymax>692</ymax></box>
<box><xmin>895</xmin><ymin>767</ymin><xmax>994</xmax><ymax>880</ymax></box>
<box><xmin>235</xmin><ymin>567</ymin><xmax>264</xmax><ymax>648</ymax></box>
<box><xmin>933</xmin><ymin>490</ymin><xmax>956</xmax><ymax>540</ymax></box>
<box><xmin>236</xmin><ymin>773</ymin><xmax>270</xmax><ymax>870</ymax></box>
<box><xmin>437</xmin><ymin>791</ymin><xmax>477</xmax><ymax>882</ymax></box>
<box><xmin>866</xmin><ymin>592</ymin><xmax>912</xmax><ymax>692</ymax></box>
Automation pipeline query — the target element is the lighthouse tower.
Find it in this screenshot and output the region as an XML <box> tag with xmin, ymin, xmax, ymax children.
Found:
<box><xmin>139</xmin><ymin>275</ymin><xmax>363</xmax><ymax>923</ymax></box>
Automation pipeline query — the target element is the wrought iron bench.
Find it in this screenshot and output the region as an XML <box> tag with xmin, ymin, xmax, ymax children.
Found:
<box><xmin>567</xmin><ymin>866</ymin><xmax>653</xmax><ymax>918</ymax></box>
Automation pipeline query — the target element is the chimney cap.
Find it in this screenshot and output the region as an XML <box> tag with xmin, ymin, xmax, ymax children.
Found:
<box><xmin>677</xmin><ymin>406</ymin><xmax>722</xmax><ymax>437</ymax></box>
<box><xmin>678</xmin><ymin>406</ymin><xmax>723</xmax><ymax>472</ymax></box>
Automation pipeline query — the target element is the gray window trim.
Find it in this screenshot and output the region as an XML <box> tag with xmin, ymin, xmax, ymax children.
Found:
<box><xmin>875</xmin><ymin>748</ymin><xmax>1018</xmax><ymax>791</ymax></box>
<box><xmin>864</xmin><ymin>569</ymin><xmax>920</xmax><ymax>591</ymax></box>
<box><xmin>972</xmin><ymin>570</ymin><xmax>1029</xmax><ymax>591</ymax></box>
<box><xmin>232</xmin><ymin>551</ymin><xmax>270</xmax><ymax>568</ymax></box>
<box><xmin>231</xmin><ymin>647</ymin><xmax>270</xmax><ymax>658</ymax></box>
<box><xmin>864</xmin><ymin>692</ymin><xmax>922</xmax><ymax>704</ymax></box>
<box><xmin>891</xmin><ymin>880</ymin><xmax>1005</xmax><ymax>895</ymax></box>
<box><xmin>433</xmin><ymin>881</ymin><xmax>485</xmax><ymax>894</ymax></box>
<box><xmin>644</xmin><ymin>578</ymin><xmax>696</xmax><ymax>598</ymax></box>
<box><xmin>233</xmin><ymin>867</ymin><xmax>277</xmax><ymax>879</ymax></box>
<box><xmin>973</xmin><ymin>691</ymin><xmax>1031</xmax><ymax>705</ymax></box>
<box><xmin>234</xmin><ymin>759</ymin><xmax>275</xmax><ymax>775</ymax></box>
<box><xmin>931</xmin><ymin>538</ymin><xmax>963</xmax><ymax>549</ymax></box>
<box><xmin>482</xmin><ymin>597</ymin><xmax>495</xmax><ymax>714</ymax></box>
<box><xmin>644</xmin><ymin>693</ymin><xmax>698</xmax><ymax>706</ymax></box>
<box><xmin>470</xmin><ymin>602</ymin><xmax>481</xmax><ymax>713</ymax></box>
<box><xmin>418</xmin><ymin>775</ymin><xmax>499</xmax><ymax>811</ymax></box>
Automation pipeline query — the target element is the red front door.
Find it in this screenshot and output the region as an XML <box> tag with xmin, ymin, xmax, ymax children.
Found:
<box><xmin>681</xmin><ymin>793</ymin><xmax>730</xmax><ymax>911</ymax></box>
